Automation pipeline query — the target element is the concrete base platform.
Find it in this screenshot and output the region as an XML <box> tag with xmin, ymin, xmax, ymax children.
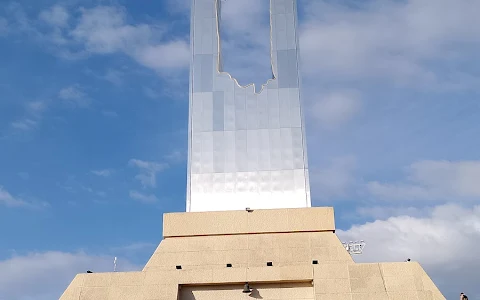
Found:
<box><xmin>60</xmin><ymin>207</ymin><xmax>445</xmax><ymax>300</ymax></box>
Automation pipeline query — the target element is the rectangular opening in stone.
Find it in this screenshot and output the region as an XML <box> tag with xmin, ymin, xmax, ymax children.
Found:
<box><xmin>179</xmin><ymin>282</ymin><xmax>314</xmax><ymax>300</ymax></box>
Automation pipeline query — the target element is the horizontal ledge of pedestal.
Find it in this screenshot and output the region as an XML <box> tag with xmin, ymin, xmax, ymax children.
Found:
<box><xmin>143</xmin><ymin>265</ymin><xmax>314</xmax><ymax>286</ymax></box>
<box><xmin>164</xmin><ymin>229</ymin><xmax>335</xmax><ymax>239</ymax></box>
<box><xmin>179</xmin><ymin>278</ymin><xmax>314</xmax><ymax>288</ymax></box>
<box><xmin>163</xmin><ymin>207</ymin><xmax>335</xmax><ymax>238</ymax></box>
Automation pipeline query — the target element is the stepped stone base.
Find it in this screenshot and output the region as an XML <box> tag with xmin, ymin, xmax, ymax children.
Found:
<box><xmin>60</xmin><ymin>207</ymin><xmax>445</xmax><ymax>300</ymax></box>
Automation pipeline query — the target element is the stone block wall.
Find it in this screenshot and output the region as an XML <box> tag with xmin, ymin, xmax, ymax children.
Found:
<box><xmin>60</xmin><ymin>208</ymin><xmax>445</xmax><ymax>300</ymax></box>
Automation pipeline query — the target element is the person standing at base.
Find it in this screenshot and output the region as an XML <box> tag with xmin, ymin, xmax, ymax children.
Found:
<box><xmin>460</xmin><ymin>292</ymin><xmax>469</xmax><ymax>300</ymax></box>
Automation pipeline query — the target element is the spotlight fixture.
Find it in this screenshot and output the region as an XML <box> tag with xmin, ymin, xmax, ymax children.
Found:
<box><xmin>242</xmin><ymin>282</ymin><xmax>252</xmax><ymax>293</ymax></box>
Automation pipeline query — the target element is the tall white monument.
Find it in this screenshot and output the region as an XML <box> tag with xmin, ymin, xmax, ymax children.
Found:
<box><xmin>59</xmin><ymin>2</ymin><xmax>446</xmax><ymax>299</ymax></box>
<box><xmin>187</xmin><ymin>0</ymin><xmax>311</xmax><ymax>212</ymax></box>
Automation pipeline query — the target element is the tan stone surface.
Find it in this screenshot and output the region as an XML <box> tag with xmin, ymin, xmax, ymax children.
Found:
<box><xmin>108</xmin><ymin>285</ymin><xmax>143</xmax><ymax>300</ymax></box>
<box><xmin>315</xmin><ymin>278</ymin><xmax>351</xmax><ymax>294</ymax></box>
<box><xmin>143</xmin><ymin>231</ymin><xmax>353</xmax><ymax>271</ymax></box>
<box><xmin>314</xmin><ymin>263</ymin><xmax>350</xmax><ymax>279</ymax></box>
<box><xmin>212</xmin><ymin>267</ymin><xmax>247</xmax><ymax>282</ymax></box>
<box><xmin>384</xmin><ymin>275</ymin><xmax>422</xmax><ymax>291</ymax></box>
<box><xmin>111</xmin><ymin>272</ymin><xmax>145</xmax><ymax>286</ymax></box>
<box><xmin>179</xmin><ymin>282</ymin><xmax>314</xmax><ymax>300</ymax></box>
<box><xmin>79</xmin><ymin>287</ymin><xmax>110</xmax><ymax>300</ymax></box>
<box><xmin>59</xmin><ymin>287</ymin><xmax>81</xmax><ymax>300</ymax></box>
<box><xmin>381</xmin><ymin>262</ymin><xmax>415</xmax><ymax>277</ymax></box>
<box><xmin>316</xmin><ymin>294</ymin><xmax>352</xmax><ymax>300</ymax></box>
<box><xmin>387</xmin><ymin>291</ymin><xmax>419</xmax><ymax>300</ymax></box>
<box><xmin>141</xmin><ymin>284</ymin><xmax>168</xmax><ymax>299</ymax></box>
<box><xmin>351</xmin><ymin>292</ymin><xmax>389</xmax><ymax>300</ymax></box>
<box><xmin>59</xmin><ymin>208</ymin><xmax>445</xmax><ymax>300</ymax></box>
<box><xmin>163</xmin><ymin>207</ymin><xmax>335</xmax><ymax>237</ymax></box>
<box><xmin>83</xmin><ymin>273</ymin><xmax>112</xmax><ymax>287</ymax></box>
<box><xmin>348</xmin><ymin>263</ymin><xmax>382</xmax><ymax>278</ymax></box>
<box><xmin>418</xmin><ymin>290</ymin><xmax>435</xmax><ymax>300</ymax></box>
<box><xmin>68</xmin><ymin>274</ymin><xmax>86</xmax><ymax>288</ymax></box>
<box><xmin>349</xmin><ymin>276</ymin><xmax>386</xmax><ymax>293</ymax></box>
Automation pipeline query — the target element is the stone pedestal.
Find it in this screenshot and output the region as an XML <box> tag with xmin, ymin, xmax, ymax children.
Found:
<box><xmin>60</xmin><ymin>207</ymin><xmax>445</xmax><ymax>300</ymax></box>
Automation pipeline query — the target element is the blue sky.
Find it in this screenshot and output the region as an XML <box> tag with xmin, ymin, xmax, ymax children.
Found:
<box><xmin>0</xmin><ymin>0</ymin><xmax>479</xmax><ymax>299</ymax></box>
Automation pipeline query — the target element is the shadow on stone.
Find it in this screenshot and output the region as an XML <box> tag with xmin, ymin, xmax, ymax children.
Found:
<box><xmin>249</xmin><ymin>288</ymin><xmax>263</xmax><ymax>299</ymax></box>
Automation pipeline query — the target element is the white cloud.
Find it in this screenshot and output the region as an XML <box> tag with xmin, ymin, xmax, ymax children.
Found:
<box><xmin>39</xmin><ymin>5</ymin><xmax>69</xmax><ymax>28</ymax></box>
<box><xmin>83</xmin><ymin>67</ymin><xmax>127</xmax><ymax>86</ymax></box>
<box><xmin>16</xmin><ymin>0</ymin><xmax>479</xmax><ymax>91</ymax></box>
<box><xmin>355</xmin><ymin>205</ymin><xmax>430</xmax><ymax>221</ymax></box>
<box><xmin>133</xmin><ymin>41</ymin><xmax>190</xmax><ymax>70</ymax></box>
<box><xmin>220</xmin><ymin>0</ymin><xmax>269</xmax><ymax>37</ymax></box>
<box><xmin>0</xmin><ymin>251</ymin><xmax>140</xmax><ymax>300</ymax></box>
<box><xmin>0</xmin><ymin>186</ymin><xmax>29</xmax><ymax>207</ymax></box>
<box><xmin>68</xmin><ymin>6</ymin><xmax>189</xmax><ymax>71</ymax></box>
<box><xmin>310</xmin><ymin>90</ymin><xmax>361</xmax><ymax>128</ymax></box>
<box><xmin>300</xmin><ymin>0</ymin><xmax>480</xmax><ymax>90</ymax></box>
<box><xmin>26</xmin><ymin>100</ymin><xmax>47</xmax><ymax>114</ymax></box>
<box><xmin>4</xmin><ymin>4</ymin><xmax>190</xmax><ymax>72</ymax></box>
<box><xmin>58</xmin><ymin>85</ymin><xmax>89</xmax><ymax>107</ymax></box>
<box><xmin>161</xmin><ymin>0</ymin><xmax>479</xmax><ymax>91</ymax></box>
<box><xmin>219</xmin><ymin>0</ymin><xmax>271</xmax><ymax>89</ymax></box>
<box><xmin>58</xmin><ymin>86</ymin><xmax>80</xmax><ymax>99</ymax></box>
<box><xmin>367</xmin><ymin>181</ymin><xmax>434</xmax><ymax>201</ymax></box>
<box><xmin>71</xmin><ymin>6</ymin><xmax>152</xmax><ymax>54</ymax></box>
<box><xmin>7</xmin><ymin>87</ymin><xmax>89</xmax><ymax>134</ymax></box>
<box><xmin>91</xmin><ymin>169</ymin><xmax>114</xmax><ymax>177</ymax></box>
<box><xmin>0</xmin><ymin>186</ymin><xmax>48</xmax><ymax>209</ymax></box>
<box><xmin>367</xmin><ymin>160</ymin><xmax>480</xmax><ymax>203</ymax></box>
<box><xmin>338</xmin><ymin>204</ymin><xmax>480</xmax><ymax>299</ymax></box>
<box><xmin>10</xmin><ymin>100</ymin><xmax>48</xmax><ymax>131</ymax></box>
<box><xmin>408</xmin><ymin>160</ymin><xmax>480</xmax><ymax>197</ymax></box>
<box><xmin>10</xmin><ymin>119</ymin><xmax>38</xmax><ymax>131</ymax></box>
<box><xmin>129</xmin><ymin>190</ymin><xmax>158</xmax><ymax>204</ymax></box>
<box><xmin>128</xmin><ymin>159</ymin><xmax>168</xmax><ymax>188</ymax></box>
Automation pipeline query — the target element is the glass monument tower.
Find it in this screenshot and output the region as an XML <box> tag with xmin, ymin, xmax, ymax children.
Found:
<box><xmin>187</xmin><ymin>0</ymin><xmax>311</xmax><ymax>212</ymax></box>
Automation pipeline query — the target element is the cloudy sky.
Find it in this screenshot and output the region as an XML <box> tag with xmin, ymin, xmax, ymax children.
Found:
<box><xmin>0</xmin><ymin>0</ymin><xmax>479</xmax><ymax>299</ymax></box>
